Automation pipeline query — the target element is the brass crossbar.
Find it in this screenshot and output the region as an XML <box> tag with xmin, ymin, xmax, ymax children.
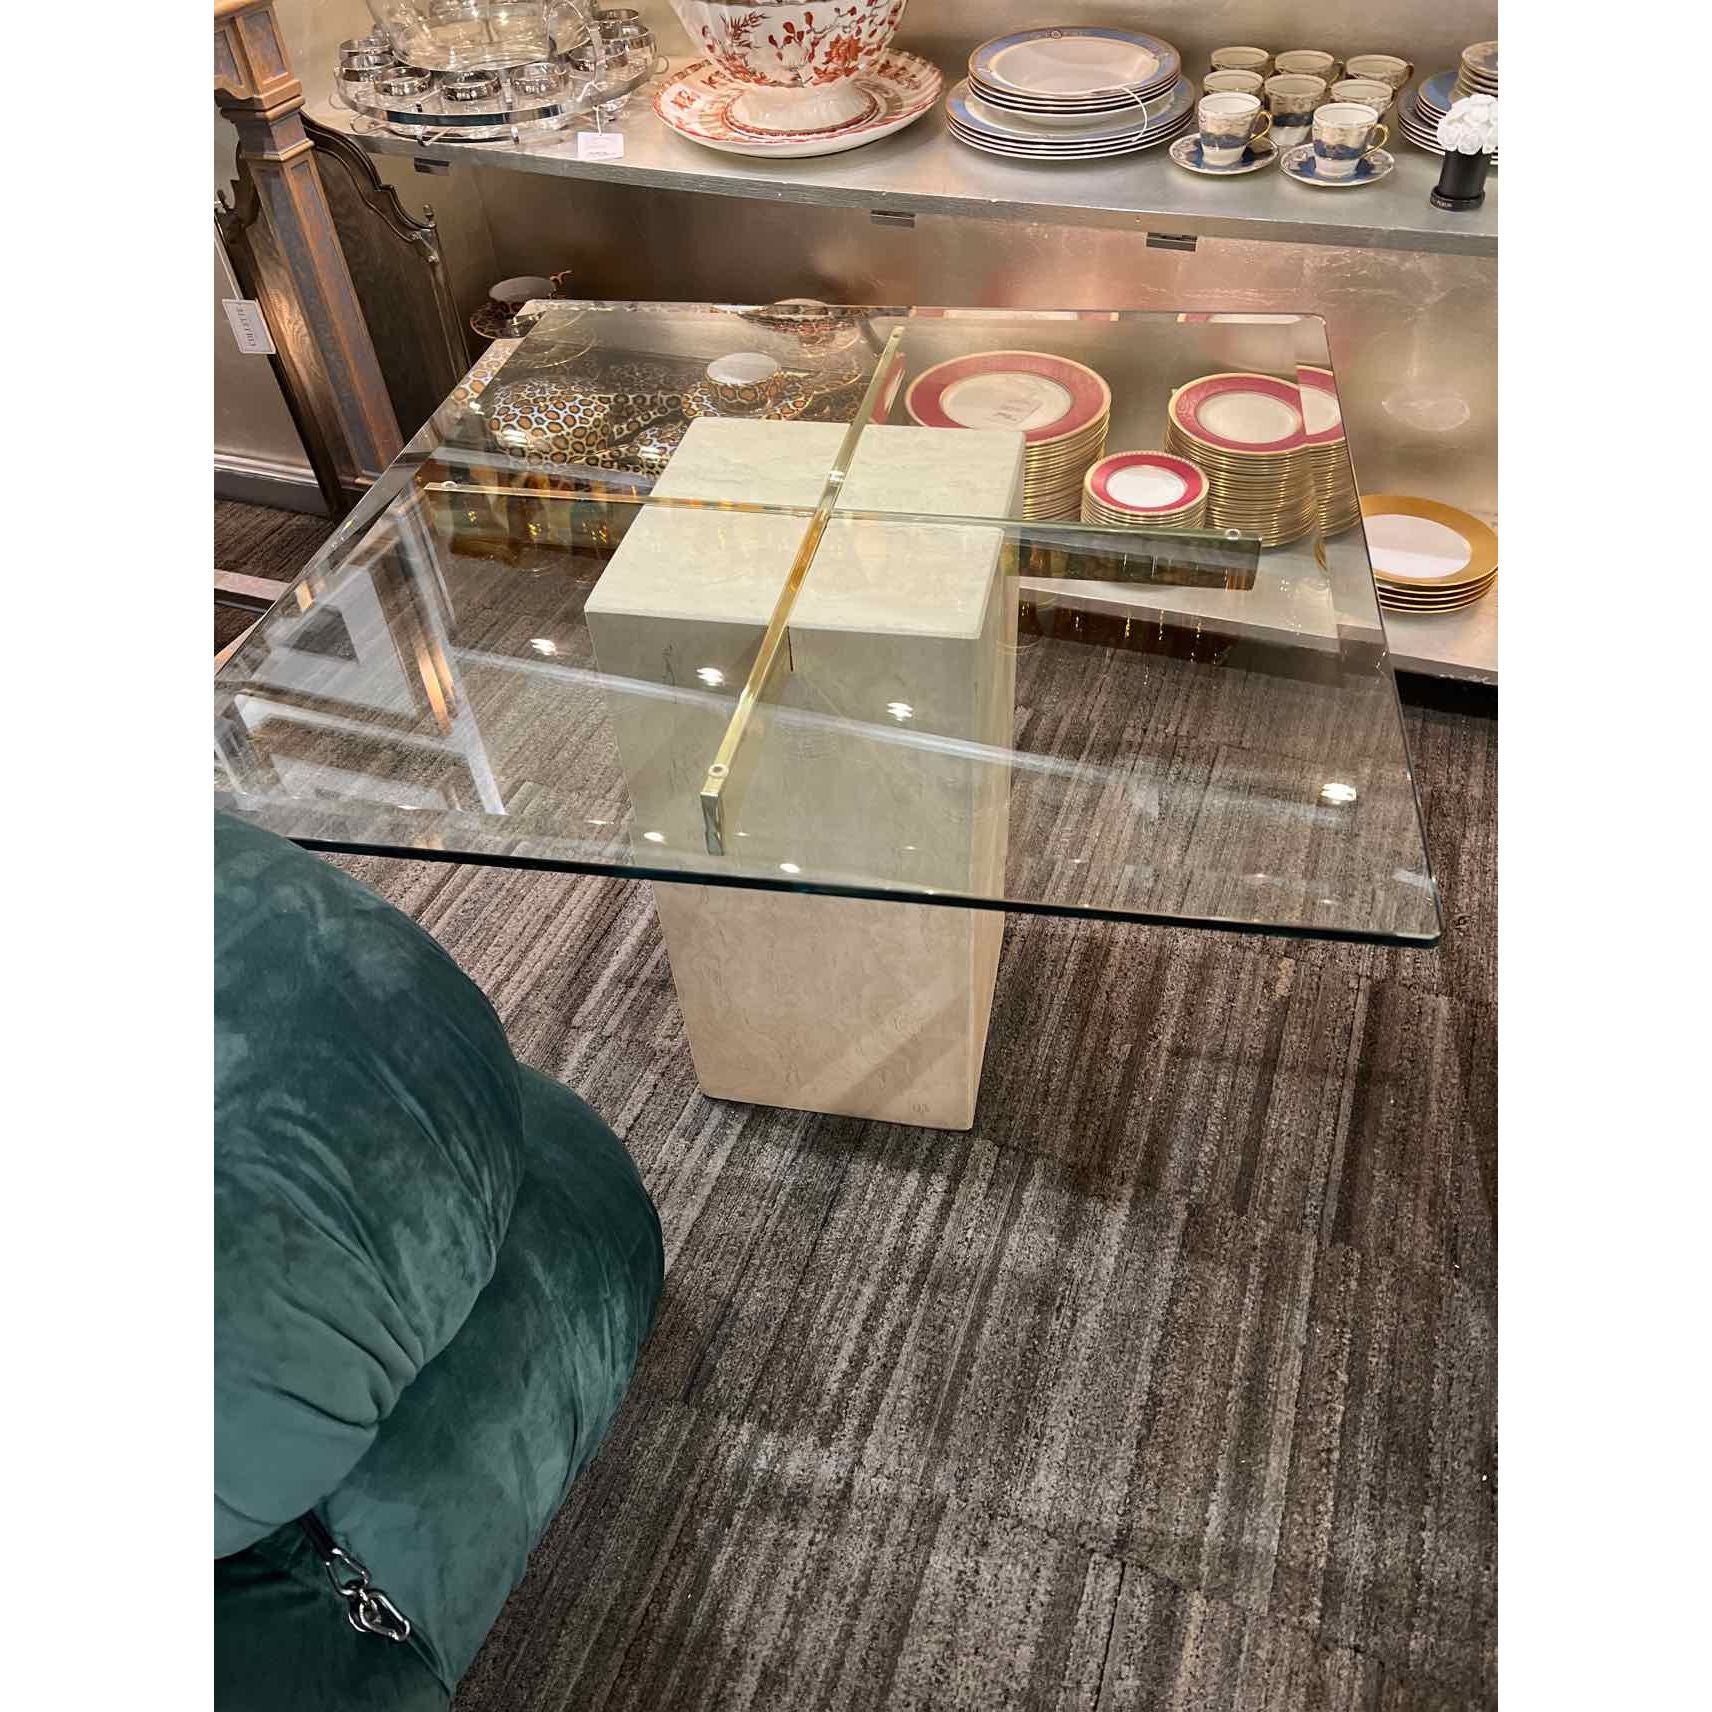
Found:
<box><xmin>695</xmin><ymin>327</ymin><xmax>906</xmax><ymax>857</ymax></box>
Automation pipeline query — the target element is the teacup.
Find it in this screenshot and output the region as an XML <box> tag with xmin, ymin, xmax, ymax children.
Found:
<box><xmin>1331</xmin><ymin>77</ymin><xmax>1396</xmax><ymax>119</ymax></box>
<box><xmin>1263</xmin><ymin>73</ymin><xmax>1328</xmax><ymax>149</ymax></box>
<box><xmin>1203</xmin><ymin>69</ymin><xmax>1266</xmax><ymax>97</ymax></box>
<box><xmin>1344</xmin><ymin>54</ymin><xmax>1414</xmax><ymax>91</ymax></box>
<box><xmin>1311</xmin><ymin>101</ymin><xmax>1387</xmax><ymax>178</ymax></box>
<box><xmin>1197</xmin><ymin>91</ymin><xmax>1271</xmax><ymax>166</ymax></box>
<box><xmin>1210</xmin><ymin>45</ymin><xmax>1273</xmax><ymax>76</ymax></box>
<box><xmin>486</xmin><ymin>275</ymin><xmax>554</xmax><ymax>326</ymax></box>
<box><xmin>705</xmin><ymin>351</ymin><xmax>785</xmax><ymax>414</ymax></box>
<box><xmin>1276</xmin><ymin>50</ymin><xmax>1341</xmax><ymax>82</ymax></box>
<box><xmin>669</xmin><ymin>0</ymin><xmax>908</xmax><ymax>131</ymax></box>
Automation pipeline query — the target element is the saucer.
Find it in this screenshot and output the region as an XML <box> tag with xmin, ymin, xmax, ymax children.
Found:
<box><xmin>653</xmin><ymin>52</ymin><xmax>940</xmax><ymax>158</ymax></box>
<box><xmin>1169</xmin><ymin>132</ymin><xmax>1276</xmax><ymax>174</ymax></box>
<box><xmin>471</xmin><ymin>301</ymin><xmax>542</xmax><ymax>341</ymax></box>
<box><xmin>1280</xmin><ymin>144</ymin><xmax>1395</xmax><ymax>186</ymax></box>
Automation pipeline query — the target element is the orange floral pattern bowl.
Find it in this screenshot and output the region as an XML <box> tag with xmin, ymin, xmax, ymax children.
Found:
<box><xmin>670</xmin><ymin>2</ymin><xmax>908</xmax><ymax>94</ymax></box>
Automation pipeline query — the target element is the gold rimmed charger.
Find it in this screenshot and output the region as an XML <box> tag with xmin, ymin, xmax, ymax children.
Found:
<box><xmin>1359</xmin><ymin>494</ymin><xmax>1497</xmax><ymax>592</ymax></box>
<box><xmin>1378</xmin><ymin>579</ymin><xmax>1496</xmax><ymax>614</ymax></box>
<box><xmin>1379</xmin><ymin>576</ymin><xmax>1496</xmax><ymax>602</ymax></box>
<box><xmin>1377</xmin><ymin>567</ymin><xmax>1498</xmax><ymax>599</ymax></box>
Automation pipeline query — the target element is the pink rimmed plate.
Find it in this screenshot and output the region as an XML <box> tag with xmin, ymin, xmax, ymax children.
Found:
<box><xmin>1295</xmin><ymin>366</ymin><xmax>1346</xmax><ymax>446</ymax></box>
<box><xmin>1084</xmin><ymin>451</ymin><xmax>1209</xmax><ymax>514</ymax></box>
<box><xmin>905</xmin><ymin>351</ymin><xmax>1111</xmax><ymax>444</ymax></box>
<box><xmin>1168</xmin><ymin>373</ymin><xmax>1310</xmax><ymax>455</ymax></box>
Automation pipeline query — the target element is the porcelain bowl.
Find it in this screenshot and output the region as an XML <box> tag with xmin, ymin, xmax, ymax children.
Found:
<box><xmin>669</xmin><ymin>0</ymin><xmax>908</xmax><ymax>129</ymax></box>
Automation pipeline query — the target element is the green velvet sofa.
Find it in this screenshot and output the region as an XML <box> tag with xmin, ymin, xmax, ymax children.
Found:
<box><xmin>214</xmin><ymin>813</ymin><xmax>663</xmax><ymax>1709</ymax></box>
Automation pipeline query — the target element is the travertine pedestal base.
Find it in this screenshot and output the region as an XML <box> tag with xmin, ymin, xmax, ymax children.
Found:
<box><xmin>654</xmin><ymin>883</ymin><xmax>1003</xmax><ymax>1130</ymax></box>
<box><xmin>587</xmin><ymin>415</ymin><xmax>1024</xmax><ymax>1130</ymax></box>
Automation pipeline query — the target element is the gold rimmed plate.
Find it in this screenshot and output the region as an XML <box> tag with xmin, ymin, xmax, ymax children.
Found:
<box><xmin>1360</xmin><ymin>494</ymin><xmax>1498</xmax><ymax>590</ymax></box>
<box><xmin>1379</xmin><ymin>585</ymin><xmax>1497</xmax><ymax>607</ymax></box>
<box><xmin>1375</xmin><ymin>569</ymin><xmax>1499</xmax><ymax>602</ymax></box>
<box><xmin>1162</xmin><ymin>438</ymin><xmax>1313</xmax><ymax>473</ymax></box>
<box><xmin>1380</xmin><ymin>585</ymin><xmax>1497</xmax><ymax>613</ymax></box>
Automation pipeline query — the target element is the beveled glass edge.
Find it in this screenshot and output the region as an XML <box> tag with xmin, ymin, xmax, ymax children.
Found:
<box><xmin>216</xmin><ymin>807</ymin><xmax>1443</xmax><ymax>951</ymax></box>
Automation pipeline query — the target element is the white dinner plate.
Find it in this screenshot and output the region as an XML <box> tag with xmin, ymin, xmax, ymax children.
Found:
<box><xmin>947</xmin><ymin>115</ymin><xmax>1190</xmax><ymax>159</ymax></box>
<box><xmin>953</xmin><ymin>77</ymin><xmax>1188</xmax><ymax>140</ymax></box>
<box><xmin>969</xmin><ymin>27</ymin><xmax>1181</xmax><ymax>101</ymax></box>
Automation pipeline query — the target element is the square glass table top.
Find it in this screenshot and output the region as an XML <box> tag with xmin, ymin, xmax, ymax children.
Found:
<box><xmin>215</xmin><ymin>301</ymin><xmax>1439</xmax><ymax>945</ymax></box>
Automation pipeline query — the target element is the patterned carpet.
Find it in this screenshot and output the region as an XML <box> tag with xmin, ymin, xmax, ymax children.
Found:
<box><xmin>220</xmin><ymin>501</ymin><xmax>1497</xmax><ymax>1711</ymax></box>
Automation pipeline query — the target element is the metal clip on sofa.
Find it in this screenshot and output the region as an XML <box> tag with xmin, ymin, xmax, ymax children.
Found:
<box><xmin>214</xmin><ymin>813</ymin><xmax>663</xmax><ymax>1708</ymax></box>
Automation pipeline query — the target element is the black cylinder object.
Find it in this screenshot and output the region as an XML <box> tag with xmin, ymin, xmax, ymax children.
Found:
<box><xmin>1430</xmin><ymin>148</ymin><xmax>1491</xmax><ymax>210</ymax></box>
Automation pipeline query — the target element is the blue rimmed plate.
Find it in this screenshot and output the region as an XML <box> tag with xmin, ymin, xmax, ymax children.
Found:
<box><xmin>1413</xmin><ymin>70</ymin><xmax>1460</xmax><ymax>115</ymax></box>
<box><xmin>948</xmin><ymin>75</ymin><xmax>1193</xmax><ymax>147</ymax></box>
<box><xmin>947</xmin><ymin>111</ymin><xmax>1192</xmax><ymax>161</ymax></box>
<box><xmin>969</xmin><ymin>28</ymin><xmax>1181</xmax><ymax>103</ymax></box>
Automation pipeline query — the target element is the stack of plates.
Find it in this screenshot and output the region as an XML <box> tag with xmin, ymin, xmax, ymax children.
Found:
<box><xmin>1163</xmin><ymin>373</ymin><xmax>1317</xmax><ymax>546</ymax></box>
<box><xmin>1297</xmin><ymin>366</ymin><xmax>1360</xmax><ymax>535</ymax></box>
<box><xmin>1453</xmin><ymin>40</ymin><xmax>1498</xmax><ymax>101</ymax></box>
<box><xmin>1399</xmin><ymin>59</ymin><xmax>1500</xmax><ymax>160</ymax></box>
<box><xmin>905</xmin><ymin>350</ymin><xmax>1111</xmax><ymax>521</ymax></box>
<box><xmin>1081</xmin><ymin>451</ymin><xmax>1208</xmax><ymax>529</ymax></box>
<box><xmin>951</xmin><ymin>26</ymin><xmax>1192</xmax><ymax>160</ymax></box>
<box><xmin>1360</xmin><ymin>494</ymin><xmax>1498</xmax><ymax>613</ymax></box>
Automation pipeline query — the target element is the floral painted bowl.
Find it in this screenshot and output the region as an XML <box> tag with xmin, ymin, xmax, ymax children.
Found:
<box><xmin>669</xmin><ymin>1</ymin><xmax>909</xmax><ymax>131</ymax></box>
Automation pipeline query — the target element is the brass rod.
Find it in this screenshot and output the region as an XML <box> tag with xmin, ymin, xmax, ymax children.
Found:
<box><xmin>695</xmin><ymin>327</ymin><xmax>907</xmax><ymax>856</ymax></box>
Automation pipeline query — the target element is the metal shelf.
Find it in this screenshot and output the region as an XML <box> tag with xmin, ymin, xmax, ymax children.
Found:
<box><xmin>1380</xmin><ymin>596</ymin><xmax>1497</xmax><ymax>683</ymax></box>
<box><xmin>307</xmin><ymin>59</ymin><xmax>1495</xmax><ymax>259</ymax></box>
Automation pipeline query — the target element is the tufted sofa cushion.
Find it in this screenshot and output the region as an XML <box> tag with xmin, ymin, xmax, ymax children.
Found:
<box><xmin>216</xmin><ymin>1067</ymin><xmax>664</xmax><ymax>1703</ymax></box>
<box><xmin>215</xmin><ymin>813</ymin><xmax>525</xmax><ymax>1556</ymax></box>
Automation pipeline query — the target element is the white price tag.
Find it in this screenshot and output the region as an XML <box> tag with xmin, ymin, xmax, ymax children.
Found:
<box><xmin>575</xmin><ymin>130</ymin><xmax>625</xmax><ymax>162</ymax></box>
<box><xmin>222</xmin><ymin>298</ymin><xmax>276</xmax><ymax>356</ymax></box>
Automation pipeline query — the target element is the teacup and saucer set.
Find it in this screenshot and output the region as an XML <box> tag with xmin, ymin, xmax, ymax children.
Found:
<box><xmin>1281</xmin><ymin>101</ymin><xmax>1395</xmax><ymax>186</ymax></box>
<box><xmin>470</xmin><ymin>276</ymin><xmax>556</xmax><ymax>341</ymax></box>
<box><xmin>1171</xmin><ymin>90</ymin><xmax>1276</xmax><ymax>174</ymax></box>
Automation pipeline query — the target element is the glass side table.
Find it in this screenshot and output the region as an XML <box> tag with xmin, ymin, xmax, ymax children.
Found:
<box><xmin>215</xmin><ymin>301</ymin><xmax>1437</xmax><ymax>1128</ymax></box>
